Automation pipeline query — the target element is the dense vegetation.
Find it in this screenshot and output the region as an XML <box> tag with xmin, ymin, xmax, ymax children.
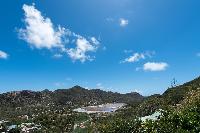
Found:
<box><xmin>0</xmin><ymin>86</ymin><xmax>143</xmax><ymax>108</ymax></box>
<box><xmin>96</xmin><ymin>89</ymin><xmax>200</xmax><ymax>132</ymax></box>
<box><xmin>1</xmin><ymin>77</ymin><xmax>200</xmax><ymax>132</ymax></box>
<box><xmin>96</xmin><ymin>76</ymin><xmax>200</xmax><ymax>132</ymax></box>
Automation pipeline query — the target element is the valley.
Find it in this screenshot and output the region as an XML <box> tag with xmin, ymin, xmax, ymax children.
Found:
<box><xmin>0</xmin><ymin>76</ymin><xmax>200</xmax><ymax>132</ymax></box>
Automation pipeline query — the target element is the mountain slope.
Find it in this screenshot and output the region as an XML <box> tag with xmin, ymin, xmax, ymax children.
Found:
<box><xmin>0</xmin><ymin>86</ymin><xmax>144</xmax><ymax>108</ymax></box>
<box><xmin>162</xmin><ymin>76</ymin><xmax>200</xmax><ymax>105</ymax></box>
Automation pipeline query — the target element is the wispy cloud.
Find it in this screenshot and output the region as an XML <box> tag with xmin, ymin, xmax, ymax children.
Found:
<box><xmin>143</xmin><ymin>62</ymin><xmax>168</xmax><ymax>71</ymax></box>
<box><xmin>121</xmin><ymin>51</ymin><xmax>155</xmax><ymax>63</ymax></box>
<box><xmin>53</xmin><ymin>54</ymin><xmax>63</xmax><ymax>59</ymax></box>
<box><xmin>18</xmin><ymin>4</ymin><xmax>100</xmax><ymax>62</ymax></box>
<box><xmin>106</xmin><ymin>17</ymin><xmax>129</xmax><ymax>27</ymax></box>
<box><xmin>121</xmin><ymin>51</ymin><xmax>167</xmax><ymax>72</ymax></box>
<box><xmin>124</xmin><ymin>49</ymin><xmax>133</xmax><ymax>54</ymax></box>
<box><xmin>119</xmin><ymin>18</ymin><xmax>129</xmax><ymax>27</ymax></box>
<box><xmin>121</xmin><ymin>53</ymin><xmax>145</xmax><ymax>63</ymax></box>
<box><xmin>0</xmin><ymin>50</ymin><xmax>8</xmax><ymax>59</ymax></box>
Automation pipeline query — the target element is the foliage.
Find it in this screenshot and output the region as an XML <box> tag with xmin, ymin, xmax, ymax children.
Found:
<box><xmin>163</xmin><ymin>76</ymin><xmax>200</xmax><ymax>105</ymax></box>
<box><xmin>1</xmin><ymin>77</ymin><xmax>200</xmax><ymax>132</ymax></box>
<box><xmin>96</xmin><ymin>84</ymin><xmax>200</xmax><ymax>132</ymax></box>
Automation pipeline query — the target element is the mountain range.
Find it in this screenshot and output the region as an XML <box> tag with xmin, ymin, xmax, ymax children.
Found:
<box><xmin>1</xmin><ymin>76</ymin><xmax>200</xmax><ymax>132</ymax></box>
<box><xmin>1</xmin><ymin>76</ymin><xmax>200</xmax><ymax>109</ymax></box>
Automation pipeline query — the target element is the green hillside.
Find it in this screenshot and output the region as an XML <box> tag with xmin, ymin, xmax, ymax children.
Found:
<box><xmin>1</xmin><ymin>77</ymin><xmax>200</xmax><ymax>132</ymax></box>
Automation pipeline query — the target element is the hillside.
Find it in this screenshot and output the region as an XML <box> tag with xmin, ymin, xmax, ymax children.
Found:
<box><xmin>1</xmin><ymin>76</ymin><xmax>199</xmax><ymax>115</ymax></box>
<box><xmin>0</xmin><ymin>85</ymin><xmax>144</xmax><ymax>108</ymax></box>
<box><xmin>1</xmin><ymin>77</ymin><xmax>200</xmax><ymax>132</ymax></box>
<box><xmin>130</xmin><ymin>76</ymin><xmax>200</xmax><ymax>117</ymax></box>
<box><xmin>95</xmin><ymin>76</ymin><xmax>200</xmax><ymax>132</ymax></box>
<box><xmin>162</xmin><ymin>76</ymin><xmax>200</xmax><ymax>105</ymax></box>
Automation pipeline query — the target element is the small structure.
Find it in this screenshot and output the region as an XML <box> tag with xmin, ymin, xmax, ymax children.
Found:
<box><xmin>140</xmin><ymin>109</ymin><xmax>163</xmax><ymax>122</ymax></box>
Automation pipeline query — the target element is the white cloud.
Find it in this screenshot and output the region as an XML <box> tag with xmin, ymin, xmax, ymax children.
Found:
<box><xmin>18</xmin><ymin>4</ymin><xmax>100</xmax><ymax>62</ymax></box>
<box><xmin>0</xmin><ymin>50</ymin><xmax>8</xmax><ymax>59</ymax></box>
<box><xmin>121</xmin><ymin>51</ymin><xmax>155</xmax><ymax>63</ymax></box>
<box><xmin>122</xmin><ymin>53</ymin><xmax>145</xmax><ymax>63</ymax></box>
<box><xmin>18</xmin><ymin>4</ymin><xmax>66</xmax><ymax>49</ymax></box>
<box><xmin>66</xmin><ymin>36</ymin><xmax>99</xmax><ymax>62</ymax></box>
<box><xmin>91</xmin><ymin>37</ymin><xmax>100</xmax><ymax>45</ymax></box>
<box><xmin>120</xmin><ymin>18</ymin><xmax>129</xmax><ymax>27</ymax></box>
<box><xmin>143</xmin><ymin>62</ymin><xmax>168</xmax><ymax>71</ymax></box>
<box><xmin>53</xmin><ymin>53</ymin><xmax>63</xmax><ymax>58</ymax></box>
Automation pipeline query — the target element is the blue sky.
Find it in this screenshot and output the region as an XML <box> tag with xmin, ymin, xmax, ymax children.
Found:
<box><xmin>0</xmin><ymin>0</ymin><xmax>200</xmax><ymax>95</ymax></box>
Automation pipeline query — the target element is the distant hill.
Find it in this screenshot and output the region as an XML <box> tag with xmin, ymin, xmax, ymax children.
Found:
<box><xmin>0</xmin><ymin>85</ymin><xmax>144</xmax><ymax>108</ymax></box>
<box><xmin>1</xmin><ymin>77</ymin><xmax>200</xmax><ymax>132</ymax></box>
<box><xmin>1</xmin><ymin>76</ymin><xmax>200</xmax><ymax>117</ymax></box>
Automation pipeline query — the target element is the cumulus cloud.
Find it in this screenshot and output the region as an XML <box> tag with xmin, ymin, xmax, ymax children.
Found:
<box><xmin>0</xmin><ymin>50</ymin><xmax>8</xmax><ymax>59</ymax></box>
<box><xmin>143</xmin><ymin>62</ymin><xmax>168</xmax><ymax>71</ymax></box>
<box><xmin>121</xmin><ymin>51</ymin><xmax>155</xmax><ymax>63</ymax></box>
<box><xmin>18</xmin><ymin>4</ymin><xmax>100</xmax><ymax>62</ymax></box>
<box><xmin>18</xmin><ymin>4</ymin><xmax>65</xmax><ymax>49</ymax></box>
<box><xmin>66</xmin><ymin>36</ymin><xmax>99</xmax><ymax>62</ymax></box>
<box><xmin>119</xmin><ymin>18</ymin><xmax>129</xmax><ymax>27</ymax></box>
